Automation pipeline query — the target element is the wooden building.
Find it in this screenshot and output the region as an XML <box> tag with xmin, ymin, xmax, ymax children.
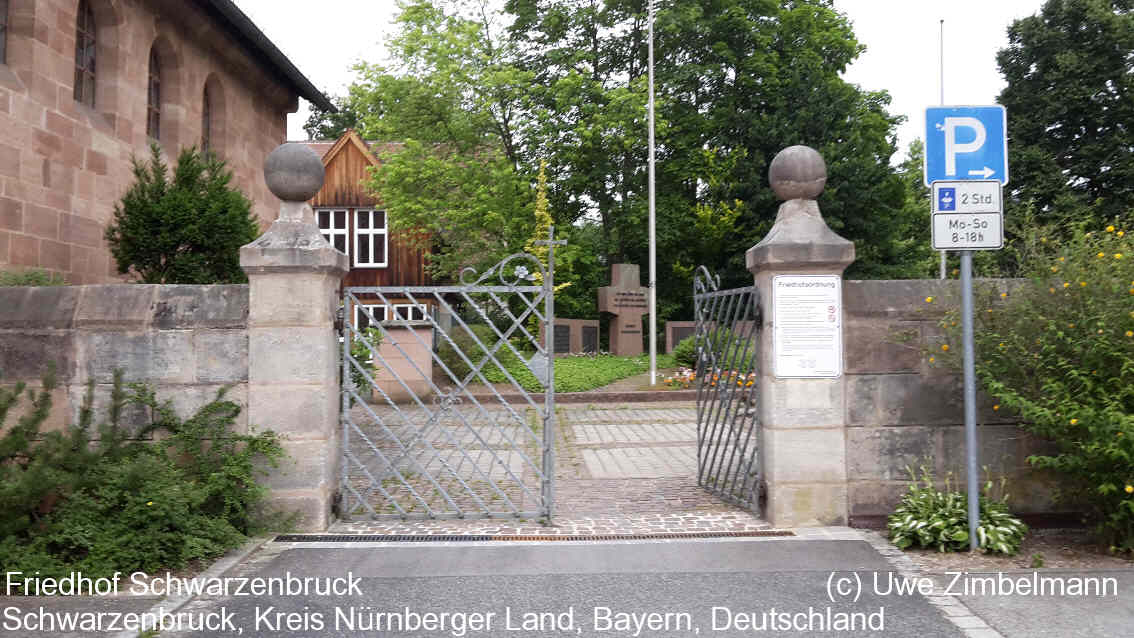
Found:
<box><xmin>303</xmin><ymin>130</ymin><xmax>432</xmax><ymax>329</ymax></box>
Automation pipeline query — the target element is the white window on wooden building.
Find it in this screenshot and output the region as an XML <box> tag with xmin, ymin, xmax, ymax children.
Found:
<box><xmin>354</xmin><ymin>304</ymin><xmax>387</xmax><ymax>332</ymax></box>
<box><xmin>392</xmin><ymin>303</ymin><xmax>428</xmax><ymax>321</ymax></box>
<box><xmin>354</xmin><ymin>209</ymin><xmax>387</xmax><ymax>268</ymax></box>
<box><xmin>316</xmin><ymin>208</ymin><xmax>349</xmax><ymax>257</ymax></box>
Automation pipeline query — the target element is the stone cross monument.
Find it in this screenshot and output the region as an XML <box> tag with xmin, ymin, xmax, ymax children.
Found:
<box><xmin>746</xmin><ymin>145</ymin><xmax>854</xmax><ymax>528</ymax></box>
<box><xmin>597</xmin><ymin>264</ymin><xmax>649</xmax><ymax>356</ymax></box>
<box><xmin>240</xmin><ymin>144</ymin><xmax>349</xmax><ymax>531</ymax></box>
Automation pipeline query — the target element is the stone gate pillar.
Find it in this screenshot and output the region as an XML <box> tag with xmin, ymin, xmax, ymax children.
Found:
<box><xmin>746</xmin><ymin>146</ymin><xmax>854</xmax><ymax>527</ymax></box>
<box><xmin>240</xmin><ymin>144</ymin><xmax>349</xmax><ymax>531</ymax></box>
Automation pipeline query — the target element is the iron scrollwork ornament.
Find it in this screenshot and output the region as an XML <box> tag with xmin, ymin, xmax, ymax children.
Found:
<box><xmin>459</xmin><ymin>252</ymin><xmax>546</xmax><ymax>288</ymax></box>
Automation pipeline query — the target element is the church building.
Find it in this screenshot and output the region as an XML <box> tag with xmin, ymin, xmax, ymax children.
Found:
<box><xmin>0</xmin><ymin>0</ymin><xmax>332</xmax><ymax>283</ymax></box>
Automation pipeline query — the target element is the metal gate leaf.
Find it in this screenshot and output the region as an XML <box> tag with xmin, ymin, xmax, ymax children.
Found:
<box><xmin>339</xmin><ymin>239</ymin><xmax>562</xmax><ymax>521</ymax></box>
<box><xmin>693</xmin><ymin>266</ymin><xmax>763</xmax><ymax>515</ymax></box>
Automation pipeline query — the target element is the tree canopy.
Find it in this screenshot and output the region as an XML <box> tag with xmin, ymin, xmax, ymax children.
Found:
<box><xmin>312</xmin><ymin>0</ymin><xmax>926</xmax><ymax>323</ymax></box>
<box><xmin>997</xmin><ymin>0</ymin><xmax>1134</xmax><ymax>226</ymax></box>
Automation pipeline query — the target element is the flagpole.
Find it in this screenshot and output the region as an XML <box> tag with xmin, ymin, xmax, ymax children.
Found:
<box><xmin>939</xmin><ymin>18</ymin><xmax>947</xmax><ymax>280</ymax></box>
<box><xmin>647</xmin><ymin>0</ymin><xmax>657</xmax><ymax>385</ymax></box>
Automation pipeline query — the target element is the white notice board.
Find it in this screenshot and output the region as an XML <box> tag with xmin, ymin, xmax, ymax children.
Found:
<box><xmin>772</xmin><ymin>275</ymin><xmax>842</xmax><ymax>378</ymax></box>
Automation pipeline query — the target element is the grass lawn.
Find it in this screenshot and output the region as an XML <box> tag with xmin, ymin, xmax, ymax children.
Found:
<box><xmin>481</xmin><ymin>352</ymin><xmax>677</xmax><ymax>393</ymax></box>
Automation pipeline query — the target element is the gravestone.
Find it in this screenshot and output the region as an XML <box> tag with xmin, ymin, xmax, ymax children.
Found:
<box><xmin>582</xmin><ymin>325</ymin><xmax>598</xmax><ymax>353</ymax></box>
<box><xmin>539</xmin><ymin>319</ymin><xmax>600</xmax><ymax>355</ymax></box>
<box><xmin>597</xmin><ymin>264</ymin><xmax>649</xmax><ymax>356</ymax></box>
<box><xmin>666</xmin><ymin>321</ymin><xmax>697</xmax><ymax>352</ymax></box>
<box><xmin>554</xmin><ymin>325</ymin><xmax>571</xmax><ymax>353</ymax></box>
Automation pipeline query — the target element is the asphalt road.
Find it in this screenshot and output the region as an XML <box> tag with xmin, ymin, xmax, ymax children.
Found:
<box><xmin>149</xmin><ymin>538</ymin><xmax>964</xmax><ymax>637</ymax></box>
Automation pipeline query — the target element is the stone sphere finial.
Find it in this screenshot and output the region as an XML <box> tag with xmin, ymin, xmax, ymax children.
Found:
<box><xmin>769</xmin><ymin>145</ymin><xmax>827</xmax><ymax>201</ymax></box>
<box><xmin>264</xmin><ymin>143</ymin><xmax>324</xmax><ymax>202</ymax></box>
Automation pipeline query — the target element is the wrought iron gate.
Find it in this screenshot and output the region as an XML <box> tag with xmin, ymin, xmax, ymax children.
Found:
<box><xmin>693</xmin><ymin>266</ymin><xmax>763</xmax><ymax>514</ymax></box>
<box><xmin>339</xmin><ymin>239</ymin><xmax>563</xmax><ymax>520</ymax></box>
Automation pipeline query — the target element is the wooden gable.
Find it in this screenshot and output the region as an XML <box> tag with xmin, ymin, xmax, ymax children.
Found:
<box><xmin>311</xmin><ymin>131</ymin><xmax>380</xmax><ymax>208</ymax></box>
<box><xmin>306</xmin><ymin>131</ymin><xmax>432</xmax><ymax>289</ymax></box>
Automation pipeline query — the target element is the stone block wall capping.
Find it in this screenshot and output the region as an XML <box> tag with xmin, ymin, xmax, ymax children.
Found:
<box><xmin>240</xmin><ymin>144</ymin><xmax>348</xmax><ymax>533</ymax></box>
<box><xmin>747</xmin><ymin>145</ymin><xmax>855</xmax><ymax>528</ymax></box>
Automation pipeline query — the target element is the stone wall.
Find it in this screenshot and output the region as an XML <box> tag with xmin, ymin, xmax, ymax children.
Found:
<box><xmin>0</xmin><ymin>277</ymin><xmax>1067</xmax><ymax>528</ymax></box>
<box><xmin>0</xmin><ymin>0</ymin><xmax>296</xmax><ymax>283</ymax></box>
<box><xmin>0</xmin><ymin>283</ymin><xmax>249</xmax><ymax>434</ymax></box>
<box><xmin>843</xmin><ymin>279</ymin><xmax>1059</xmax><ymax>526</ymax></box>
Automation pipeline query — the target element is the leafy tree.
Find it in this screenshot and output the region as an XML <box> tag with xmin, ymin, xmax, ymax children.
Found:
<box><xmin>507</xmin><ymin>0</ymin><xmax>924</xmax><ymax>307</ymax></box>
<box><xmin>351</xmin><ymin>0</ymin><xmax>922</xmax><ymax>325</ymax></box>
<box><xmin>997</xmin><ymin>0</ymin><xmax>1134</xmax><ymax>225</ymax></box>
<box><xmin>890</xmin><ymin>139</ymin><xmax>939</xmax><ymax>278</ymax></box>
<box><xmin>105</xmin><ymin>145</ymin><xmax>259</xmax><ymax>284</ymax></box>
<box><xmin>370</xmin><ymin>139</ymin><xmax>534</xmax><ymax>280</ymax></box>
<box><xmin>303</xmin><ymin>94</ymin><xmax>362</xmax><ymax>140</ymax></box>
<box><xmin>357</xmin><ymin>0</ymin><xmax>588</xmax><ymax>291</ymax></box>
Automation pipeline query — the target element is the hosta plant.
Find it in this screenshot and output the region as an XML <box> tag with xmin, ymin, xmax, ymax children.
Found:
<box><xmin>888</xmin><ymin>466</ymin><xmax>1028</xmax><ymax>555</ymax></box>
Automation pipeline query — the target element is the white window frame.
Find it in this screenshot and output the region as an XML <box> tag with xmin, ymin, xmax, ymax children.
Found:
<box><xmin>353</xmin><ymin>304</ymin><xmax>387</xmax><ymax>331</ymax></box>
<box><xmin>392</xmin><ymin>303</ymin><xmax>428</xmax><ymax>322</ymax></box>
<box><xmin>316</xmin><ymin>208</ymin><xmax>349</xmax><ymax>258</ymax></box>
<box><xmin>354</xmin><ymin>209</ymin><xmax>388</xmax><ymax>268</ymax></box>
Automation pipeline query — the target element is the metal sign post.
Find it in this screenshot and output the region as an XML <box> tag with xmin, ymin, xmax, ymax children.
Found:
<box><xmin>925</xmin><ymin>104</ymin><xmax>1008</xmax><ymax>552</ymax></box>
<box><xmin>931</xmin><ymin>183</ymin><xmax>1002</xmax><ymax>552</ymax></box>
<box><xmin>960</xmin><ymin>250</ymin><xmax>979</xmax><ymax>551</ymax></box>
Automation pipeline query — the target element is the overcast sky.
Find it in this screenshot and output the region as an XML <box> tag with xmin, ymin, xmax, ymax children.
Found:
<box><xmin>233</xmin><ymin>0</ymin><xmax>1048</xmax><ymax>157</ymax></box>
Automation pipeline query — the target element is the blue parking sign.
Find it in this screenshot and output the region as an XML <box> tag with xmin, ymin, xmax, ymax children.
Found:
<box><xmin>924</xmin><ymin>106</ymin><xmax>1008</xmax><ymax>186</ymax></box>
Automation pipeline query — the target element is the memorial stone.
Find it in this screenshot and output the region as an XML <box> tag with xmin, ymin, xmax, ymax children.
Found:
<box><xmin>597</xmin><ymin>264</ymin><xmax>649</xmax><ymax>356</ymax></box>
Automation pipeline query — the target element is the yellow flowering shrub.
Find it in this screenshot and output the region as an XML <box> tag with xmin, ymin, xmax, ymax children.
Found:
<box><xmin>942</xmin><ymin>220</ymin><xmax>1134</xmax><ymax>550</ymax></box>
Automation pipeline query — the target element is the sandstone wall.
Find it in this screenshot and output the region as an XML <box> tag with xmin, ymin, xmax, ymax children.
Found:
<box><xmin>843</xmin><ymin>280</ymin><xmax>1060</xmax><ymax>525</ymax></box>
<box><xmin>0</xmin><ymin>0</ymin><xmax>295</xmax><ymax>283</ymax></box>
<box><xmin>0</xmin><ymin>278</ymin><xmax>1068</xmax><ymax>524</ymax></box>
<box><xmin>0</xmin><ymin>283</ymin><xmax>249</xmax><ymax>433</ymax></box>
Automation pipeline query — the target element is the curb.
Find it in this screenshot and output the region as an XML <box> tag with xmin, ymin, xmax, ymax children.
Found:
<box><xmin>112</xmin><ymin>535</ymin><xmax>273</xmax><ymax>638</ymax></box>
<box><xmin>859</xmin><ymin>530</ymin><xmax>1006</xmax><ymax>638</ymax></box>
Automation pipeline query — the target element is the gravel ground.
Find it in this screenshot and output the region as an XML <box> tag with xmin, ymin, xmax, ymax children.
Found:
<box><xmin>901</xmin><ymin>529</ymin><xmax>1133</xmax><ymax>572</ymax></box>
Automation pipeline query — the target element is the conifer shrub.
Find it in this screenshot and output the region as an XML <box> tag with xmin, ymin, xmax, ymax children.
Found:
<box><xmin>104</xmin><ymin>144</ymin><xmax>259</xmax><ymax>284</ymax></box>
<box><xmin>0</xmin><ymin>370</ymin><xmax>286</xmax><ymax>579</ymax></box>
<box><xmin>671</xmin><ymin>334</ymin><xmax>699</xmax><ymax>368</ymax></box>
<box><xmin>673</xmin><ymin>328</ymin><xmax>755</xmax><ymax>374</ymax></box>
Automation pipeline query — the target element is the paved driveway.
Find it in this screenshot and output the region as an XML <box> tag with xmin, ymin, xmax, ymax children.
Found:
<box><xmin>334</xmin><ymin>401</ymin><xmax>769</xmax><ymax>535</ymax></box>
